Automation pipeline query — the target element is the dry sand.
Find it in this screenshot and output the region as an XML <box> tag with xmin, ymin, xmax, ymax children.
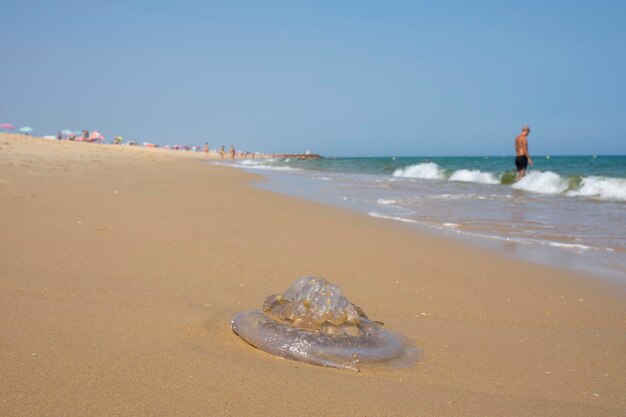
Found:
<box><xmin>1</xmin><ymin>134</ymin><xmax>625</xmax><ymax>416</ymax></box>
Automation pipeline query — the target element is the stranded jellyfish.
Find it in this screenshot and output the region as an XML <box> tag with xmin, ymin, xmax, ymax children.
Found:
<box><xmin>231</xmin><ymin>276</ymin><xmax>418</xmax><ymax>371</ymax></box>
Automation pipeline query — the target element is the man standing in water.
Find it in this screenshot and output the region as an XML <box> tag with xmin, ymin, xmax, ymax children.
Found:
<box><xmin>515</xmin><ymin>125</ymin><xmax>533</xmax><ymax>181</ymax></box>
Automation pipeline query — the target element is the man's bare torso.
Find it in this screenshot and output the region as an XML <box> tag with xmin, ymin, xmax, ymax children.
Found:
<box><xmin>515</xmin><ymin>134</ymin><xmax>528</xmax><ymax>156</ymax></box>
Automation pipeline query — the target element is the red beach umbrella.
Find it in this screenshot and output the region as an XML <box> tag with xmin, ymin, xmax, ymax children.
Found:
<box><xmin>89</xmin><ymin>130</ymin><xmax>105</xmax><ymax>141</ymax></box>
<box><xmin>1</xmin><ymin>123</ymin><xmax>16</xmax><ymax>132</ymax></box>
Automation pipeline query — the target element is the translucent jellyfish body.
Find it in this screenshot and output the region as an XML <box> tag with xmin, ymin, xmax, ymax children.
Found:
<box><xmin>231</xmin><ymin>276</ymin><xmax>417</xmax><ymax>371</ymax></box>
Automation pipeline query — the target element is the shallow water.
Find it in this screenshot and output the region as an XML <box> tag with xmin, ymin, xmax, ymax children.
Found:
<box><xmin>215</xmin><ymin>155</ymin><xmax>626</xmax><ymax>280</ymax></box>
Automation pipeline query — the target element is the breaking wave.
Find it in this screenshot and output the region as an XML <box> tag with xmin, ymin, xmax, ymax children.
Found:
<box><xmin>393</xmin><ymin>163</ymin><xmax>501</xmax><ymax>185</ymax></box>
<box><xmin>448</xmin><ymin>169</ymin><xmax>499</xmax><ymax>184</ymax></box>
<box><xmin>393</xmin><ymin>163</ymin><xmax>444</xmax><ymax>180</ymax></box>
<box><xmin>511</xmin><ymin>171</ymin><xmax>570</xmax><ymax>194</ymax></box>
<box><xmin>567</xmin><ymin>176</ymin><xmax>626</xmax><ymax>201</ymax></box>
<box><xmin>392</xmin><ymin>164</ymin><xmax>626</xmax><ymax>201</ymax></box>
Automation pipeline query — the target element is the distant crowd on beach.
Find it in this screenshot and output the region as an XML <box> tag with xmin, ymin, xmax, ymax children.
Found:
<box><xmin>42</xmin><ymin>129</ymin><xmax>319</xmax><ymax>160</ymax></box>
<box><xmin>45</xmin><ymin>129</ymin><xmax>275</xmax><ymax>159</ymax></box>
<box><xmin>2</xmin><ymin>122</ymin><xmax>320</xmax><ymax>160</ymax></box>
<box><xmin>55</xmin><ymin>129</ymin><xmax>104</xmax><ymax>143</ymax></box>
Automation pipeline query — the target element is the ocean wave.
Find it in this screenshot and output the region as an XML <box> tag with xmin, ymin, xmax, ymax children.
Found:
<box><xmin>376</xmin><ymin>198</ymin><xmax>397</xmax><ymax>205</ymax></box>
<box><xmin>231</xmin><ymin>157</ymin><xmax>626</xmax><ymax>203</ymax></box>
<box><xmin>511</xmin><ymin>171</ymin><xmax>569</xmax><ymax>194</ymax></box>
<box><xmin>567</xmin><ymin>176</ymin><xmax>626</xmax><ymax>201</ymax></box>
<box><xmin>509</xmin><ymin>171</ymin><xmax>626</xmax><ymax>201</ymax></box>
<box><xmin>393</xmin><ymin>164</ymin><xmax>508</xmax><ymax>186</ymax></box>
<box><xmin>238</xmin><ymin>159</ymin><xmax>264</xmax><ymax>166</ymax></box>
<box><xmin>393</xmin><ymin>162</ymin><xmax>444</xmax><ymax>180</ymax></box>
<box><xmin>449</xmin><ymin>169</ymin><xmax>499</xmax><ymax>184</ymax></box>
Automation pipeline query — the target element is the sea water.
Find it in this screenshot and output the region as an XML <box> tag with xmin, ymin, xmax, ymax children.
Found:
<box><xmin>217</xmin><ymin>155</ymin><xmax>626</xmax><ymax>280</ymax></box>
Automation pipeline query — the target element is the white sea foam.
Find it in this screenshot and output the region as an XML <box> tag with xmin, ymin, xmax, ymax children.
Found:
<box><xmin>511</xmin><ymin>171</ymin><xmax>569</xmax><ymax>194</ymax></box>
<box><xmin>568</xmin><ymin>176</ymin><xmax>626</xmax><ymax>201</ymax></box>
<box><xmin>368</xmin><ymin>212</ymin><xmax>418</xmax><ymax>223</ymax></box>
<box><xmin>429</xmin><ymin>193</ymin><xmax>480</xmax><ymax>201</ymax></box>
<box><xmin>449</xmin><ymin>169</ymin><xmax>499</xmax><ymax>184</ymax></box>
<box><xmin>393</xmin><ymin>162</ymin><xmax>444</xmax><ymax>180</ymax></box>
<box><xmin>442</xmin><ymin>223</ymin><xmax>459</xmax><ymax>228</ymax></box>
<box><xmin>547</xmin><ymin>242</ymin><xmax>593</xmax><ymax>251</ymax></box>
<box><xmin>376</xmin><ymin>198</ymin><xmax>397</xmax><ymax>205</ymax></box>
<box><xmin>238</xmin><ymin>159</ymin><xmax>263</xmax><ymax>166</ymax></box>
<box><xmin>234</xmin><ymin>164</ymin><xmax>300</xmax><ymax>171</ymax></box>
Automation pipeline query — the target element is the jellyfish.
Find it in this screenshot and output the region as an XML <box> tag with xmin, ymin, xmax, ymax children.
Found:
<box><xmin>230</xmin><ymin>276</ymin><xmax>418</xmax><ymax>371</ymax></box>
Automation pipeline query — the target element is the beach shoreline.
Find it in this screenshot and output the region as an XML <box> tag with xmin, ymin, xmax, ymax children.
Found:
<box><xmin>218</xmin><ymin>156</ymin><xmax>626</xmax><ymax>281</ymax></box>
<box><xmin>1</xmin><ymin>134</ymin><xmax>625</xmax><ymax>416</ymax></box>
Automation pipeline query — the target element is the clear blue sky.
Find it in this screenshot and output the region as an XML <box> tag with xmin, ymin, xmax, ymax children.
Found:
<box><xmin>1</xmin><ymin>0</ymin><xmax>625</xmax><ymax>156</ymax></box>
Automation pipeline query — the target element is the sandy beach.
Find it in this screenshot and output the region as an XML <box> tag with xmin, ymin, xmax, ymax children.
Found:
<box><xmin>1</xmin><ymin>134</ymin><xmax>625</xmax><ymax>416</ymax></box>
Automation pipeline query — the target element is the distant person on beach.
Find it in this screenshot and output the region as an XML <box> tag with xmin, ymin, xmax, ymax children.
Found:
<box><xmin>229</xmin><ymin>145</ymin><xmax>236</xmax><ymax>160</ymax></box>
<box><xmin>56</xmin><ymin>132</ymin><xmax>62</xmax><ymax>140</ymax></box>
<box><xmin>204</xmin><ymin>142</ymin><xmax>209</xmax><ymax>155</ymax></box>
<box><xmin>514</xmin><ymin>125</ymin><xmax>533</xmax><ymax>181</ymax></box>
<box><xmin>219</xmin><ymin>145</ymin><xmax>225</xmax><ymax>158</ymax></box>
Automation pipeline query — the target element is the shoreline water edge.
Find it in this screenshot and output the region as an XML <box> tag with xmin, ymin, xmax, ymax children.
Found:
<box><xmin>216</xmin><ymin>155</ymin><xmax>626</xmax><ymax>281</ymax></box>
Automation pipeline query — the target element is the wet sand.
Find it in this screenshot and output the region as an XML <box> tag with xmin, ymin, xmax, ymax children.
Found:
<box><xmin>1</xmin><ymin>134</ymin><xmax>625</xmax><ymax>416</ymax></box>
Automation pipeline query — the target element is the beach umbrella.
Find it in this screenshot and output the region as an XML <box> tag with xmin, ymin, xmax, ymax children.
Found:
<box><xmin>1</xmin><ymin>123</ymin><xmax>15</xmax><ymax>132</ymax></box>
<box><xmin>60</xmin><ymin>129</ymin><xmax>75</xmax><ymax>139</ymax></box>
<box><xmin>89</xmin><ymin>130</ymin><xmax>105</xmax><ymax>141</ymax></box>
<box><xmin>19</xmin><ymin>126</ymin><xmax>34</xmax><ymax>134</ymax></box>
<box><xmin>61</xmin><ymin>129</ymin><xmax>80</xmax><ymax>139</ymax></box>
